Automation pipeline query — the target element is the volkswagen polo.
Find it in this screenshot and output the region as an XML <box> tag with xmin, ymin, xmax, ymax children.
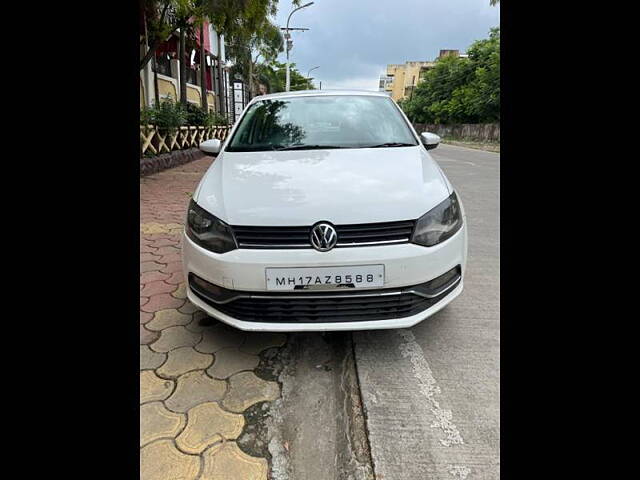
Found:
<box><xmin>182</xmin><ymin>90</ymin><xmax>467</xmax><ymax>331</ymax></box>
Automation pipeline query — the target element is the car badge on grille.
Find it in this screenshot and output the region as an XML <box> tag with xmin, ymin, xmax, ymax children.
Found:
<box><xmin>310</xmin><ymin>222</ymin><xmax>338</xmax><ymax>252</ymax></box>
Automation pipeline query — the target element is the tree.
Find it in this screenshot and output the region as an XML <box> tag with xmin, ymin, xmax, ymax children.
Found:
<box><xmin>140</xmin><ymin>0</ymin><xmax>175</xmax><ymax>71</ymax></box>
<box><xmin>254</xmin><ymin>61</ymin><xmax>311</xmax><ymax>93</ymax></box>
<box><xmin>141</xmin><ymin>0</ymin><xmax>296</xmax><ymax>111</ymax></box>
<box><xmin>227</xmin><ymin>19</ymin><xmax>283</xmax><ymax>98</ymax></box>
<box><xmin>400</xmin><ymin>27</ymin><xmax>499</xmax><ymax>124</ymax></box>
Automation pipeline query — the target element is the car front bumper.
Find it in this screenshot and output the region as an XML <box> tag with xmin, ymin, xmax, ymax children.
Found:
<box><xmin>181</xmin><ymin>224</ymin><xmax>467</xmax><ymax>332</ymax></box>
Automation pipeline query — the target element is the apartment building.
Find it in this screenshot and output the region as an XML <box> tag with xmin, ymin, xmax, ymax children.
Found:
<box><xmin>381</xmin><ymin>50</ymin><xmax>466</xmax><ymax>102</ymax></box>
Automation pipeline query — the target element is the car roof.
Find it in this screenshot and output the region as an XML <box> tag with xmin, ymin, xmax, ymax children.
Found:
<box><xmin>249</xmin><ymin>89</ymin><xmax>390</xmax><ymax>104</ymax></box>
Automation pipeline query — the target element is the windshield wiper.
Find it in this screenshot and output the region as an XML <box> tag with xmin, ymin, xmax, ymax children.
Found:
<box><xmin>275</xmin><ymin>144</ymin><xmax>345</xmax><ymax>151</ymax></box>
<box><xmin>364</xmin><ymin>142</ymin><xmax>417</xmax><ymax>148</ymax></box>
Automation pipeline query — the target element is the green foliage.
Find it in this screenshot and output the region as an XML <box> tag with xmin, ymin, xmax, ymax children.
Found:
<box><xmin>142</xmin><ymin>98</ymin><xmax>186</xmax><ymax>132</ymax></box>
<box><xmin>400</xmin><ymin>27</ymin><xmax>500</xmax><ymax>124</ymax></box>
<box><xmin>140</xmin><ymin>97</ymin><xmax>229</xmax><ymax>130</ymax></box>
<box><xmin>182</xmin><ymin>102</ymin><xmax>212</xmax><ymax>126</ymax></box>
<box><xmin>254</xmin><ymin>61</ymin><xmax>313</xmax><ymax>93</ymax></box>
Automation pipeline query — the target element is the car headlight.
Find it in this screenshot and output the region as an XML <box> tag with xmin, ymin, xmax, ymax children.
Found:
<box><xmin>186</xmin><ymin>199</ymin><xmax>237</xmax><ymax>253</ymax></box>
<box><xmin>411</xmin><ymin>192</ymin><xmax>463</xmax><ymax>247</ymax></box>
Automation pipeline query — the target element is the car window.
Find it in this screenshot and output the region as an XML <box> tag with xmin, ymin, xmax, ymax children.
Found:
<box><xmin>225</xmin><ymin>95</ymin><xmax>418</xmax><ymax>152</ymax></box>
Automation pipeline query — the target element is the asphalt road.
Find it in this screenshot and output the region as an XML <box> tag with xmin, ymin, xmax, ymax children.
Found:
<box><xmin>353</xmin><ymin>144</ymin><xmax>500</xmax><ymax>480</ymax></box>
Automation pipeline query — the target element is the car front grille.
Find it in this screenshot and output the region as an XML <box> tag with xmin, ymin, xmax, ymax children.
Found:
<box><xmin>232</xmin><ymin>220</ymin><xmax>416</xmax><ymax>249</ymax></box>
<box><xmin>188</xmin><ymin>266</ymin><xmax>460</xmax><ymax>323</ymax></box>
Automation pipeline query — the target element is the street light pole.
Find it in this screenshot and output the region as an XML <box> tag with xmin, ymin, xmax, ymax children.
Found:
<box><xmin>285</xmin><ymin>2</ymin><xmax>314</xmax><ymax>92</ymax></box>
<box><xmin>307</xmin><ymin>65</ymin><xmax>319</xmax><ymax>87</ymax></box>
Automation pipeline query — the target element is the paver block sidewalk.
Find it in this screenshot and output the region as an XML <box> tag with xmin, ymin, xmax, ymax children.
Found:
<box><xmin>139</xmin><ymin>158</ymin><xmax>286</xmax><ymax>480</ymax></box>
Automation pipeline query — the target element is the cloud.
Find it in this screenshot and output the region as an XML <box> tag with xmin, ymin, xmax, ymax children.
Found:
<box><xmin>272</xmin><ymin>0</ymin><xmax>499</xmax><ymax>89</ymax></box>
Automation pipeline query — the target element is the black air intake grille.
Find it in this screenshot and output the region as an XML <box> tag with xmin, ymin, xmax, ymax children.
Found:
<box><xmin>232</xmin><ymin>220</ymin><xmax>415</xmax><ymax>249</ymax></box>
<box><xmin>188</xmin><ymin>266</ymin><xmax>461</xmax><ymax>323</ymax></box>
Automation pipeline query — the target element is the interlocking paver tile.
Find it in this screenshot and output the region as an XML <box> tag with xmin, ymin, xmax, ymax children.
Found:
<box><xmin>150</xmin><ymin>238</ymin><xmax>179</xmax><ymax>248</ymax></box>
<box><xmin>185</xmin><ymin>312</ymin><xmax>217</xmax><ymax>333</ymax></box>
<box><xmin>140</xmin><ymin>252</ymin><xmax>161</xmax><ymax>263</ymax></box>
<box><xmin>165</xmin><ymin>370</ymin><xmax>226</xmax><ymax>413</ymax></box>
<box><xmin>140</xmin><ymin>244</ymin><xmax>158</xmax><ymax>254</ymax></box>
<box><xmin>140</xmin><ymin>370</ymin><xmax>174</xmax><ymax>404</ymax></box>
<box><xmin>140</xmin><ymin>402</ymin><xmax>186</xmax><ymax>447</ymax></box>
<box><xmin>146</xmin><ymin>308</ymin><xmax>192</xmax><ymax>331</ymax></box>
<box><xmin>155</xmin><ymin>246</ymin><xmax>180</xmax><ymax>255</ymax></box>
<box><xmin>179</xmin><ymin>300</ymin><xmax>199</xmax><ymax>314</ymax></box>
<box><xmin>160</xmin><ymin>261</ymin><xmax>183</xmax><ymax>274</ymax></box>
<box><xmin>157</xmin><ymin>346</ymin><xmax>213</xmax><ymax>378</ymax></box>
<box><xmin>140</xmin><ymin>325</ymin><xmax>160</xmax><ymax>345</ymax></box>
<box><xmin>221</xmin><ymin>371</ymin><xmax>279</xmax><ymax>413</ymax></box>
<box><xmin>140</xmin><ymin>439</ymin><xmax>199</xmax><ymax>480</ymax></box>
<box><xmin>141</xmin><ymin>293</ymin><xmax>185</xmax><ymax>313</ymax></box>
<box><xmin>140</xmin><ymin>345</ymin><xmax>166</xmax><ymax>370</ymax></box>
<box><xmin>150</xmin><ymin>325</ymin><xmax>200</xmax><ymax>353</ymax></box>
<box><xmin>240</xmin><ymin>332</ymin><xmax>288</xmax><ymax>355</ymax></box>
<box><xmin>140</xmin><ymin>261</ymin><xmax>164</xmax><ymax>273</ymax></box>
<box><xmin>201</xmin><ymin>441</ymin><xmax>268</xmax><ymax>480</ymax></box>
<box><xmin>176</xmin><ymin>402</ymin><xmax>244</xmax><ymax>454</ymax></box>
<box><xmin>172</xmin><ymin>282</ymin><xmax>187</xmax><ymax>299</ymax></box>
<box><xmin>196</xmin><ymin>324</ymin><xmax>245</xmax><ymax>354</ymax></box>
<box><xmin>207</xmin><ymin>348</ymin><xmax>259</xmax><ymax>379</ymax></box>
<box><xmin>140</xmin><ymin>270</ymin><xmax>171</xmax><ymax>284</ymax></box>
<box><xmin>167</xmin><ymin>271</ymin><xmax>185</xmax><ymax>285</ymax></box>
<box><xmin>159</xmin><ymin>252</ymin><xmax>182</xmax><ymax>264</ymax></box>
<box><xmin>140</xmin><ymin>311</ymin><xmax>153</xmax><ymax>324</ymax></box>
<box><xmin>140</xmin><ymin>280</ymin><xmax>177</xmax><ymax>297</ymax></box>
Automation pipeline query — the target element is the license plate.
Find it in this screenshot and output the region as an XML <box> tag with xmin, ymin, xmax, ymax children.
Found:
<box><xmin>265</xmin><ymin>265</ymin><xmax>384</xmax><ymax>291</ymax></box>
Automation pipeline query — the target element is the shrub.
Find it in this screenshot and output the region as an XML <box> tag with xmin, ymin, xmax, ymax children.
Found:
<box><xmin>139</xmin><ymin>98</ymin><xmax>230</xmax><ymax>130</ymax></box>
<box><xmin>153</xmin><ymin>98</ymin><xmax>187</xmax><ymax>133</ymax></box>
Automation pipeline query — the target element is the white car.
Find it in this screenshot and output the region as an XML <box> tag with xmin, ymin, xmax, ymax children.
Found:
<box><xmin>182</xmin><ymin>90</ymin><xmax>467</xmax><ymax>332</ymax></box>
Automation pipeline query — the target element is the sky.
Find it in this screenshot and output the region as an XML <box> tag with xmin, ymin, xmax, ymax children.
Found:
<box><xmin>271</xmin><ymin>0</ymin><xmax>500</xmax><ymax>90</ymax></box>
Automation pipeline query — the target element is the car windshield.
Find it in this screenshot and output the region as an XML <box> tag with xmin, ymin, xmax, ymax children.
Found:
<box><xmin>225</xmin><ymin>95</ymin><xmax>419</xmax><ymax>152</ymax></box>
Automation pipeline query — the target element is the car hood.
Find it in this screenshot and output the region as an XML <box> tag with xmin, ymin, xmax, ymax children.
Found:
<box><xmin>195</xmin><ymin>146</ymin><xmax>451</xmax><ymax>225</ymax></box>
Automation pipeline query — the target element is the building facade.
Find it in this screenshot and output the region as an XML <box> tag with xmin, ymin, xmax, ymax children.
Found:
<box><xmin>140</xmin><ymin>21</ymin><xmax>234</xmax><ymax>121</ymax></box>
<box><xmin>381</xmin><ymin>50</ymin><xmax>467</xmax><ymax>102</ymax></box>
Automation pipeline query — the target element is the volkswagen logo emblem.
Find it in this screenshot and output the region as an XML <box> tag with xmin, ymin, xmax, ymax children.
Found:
<box><xmin>310</xmin><ymin>222</ymin><xmax>338</xmax><ymax>252</ymax></box>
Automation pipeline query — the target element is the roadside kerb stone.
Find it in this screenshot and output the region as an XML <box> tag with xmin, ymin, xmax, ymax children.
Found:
<box><xmin>165</xmin><ymin>370</ymin><xmax>226</xmax><ymax>413</ymax></box>
<box><xmin>207</xmin><ymin>348</ymin><xmax>259</xmax><ymax>379</ymax></box>
<box><xmin>156</xmin><ymin>346</ymin><xmax>213</xmax><ymax>378</ymax></box>
<box><xmin>222</xmin><ymin>371</ymin><xmax>280</xmax><ymax>413</ymax></box>
<box><xmin>201</xmin><ymin>441</ymin><xmax>268</xmax><ymax>480</ymax></box>
<box><xmin>140</xmin><ymin>370</ymin><xmax>174</xmax><ymax>404</ymax></box>
<box><xmin>176</xmin><ymin>402</ymin><xmax>245</xmax><ymax>454</ymax></box>
<box><xmin>140</xmin><ymin>439</ymin><xmax>200</xmax><ymax>480</ymax></box>
<box><xmin>149</xmin><ymin>325</ymin><xmax>201</xmax><ymax>353</ymax></box>
<box><xmin>140</xmin><ymin>402</ymin><xmax>186</xmax><ymax>447</ymax></box>
<box><xmin>140</xmin><ymin>345</ymin><xmax>166</xmax><ymax>370</ymax></box>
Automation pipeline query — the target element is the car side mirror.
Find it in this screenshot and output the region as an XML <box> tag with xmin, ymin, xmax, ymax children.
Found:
<box><xmin>199</xmin><ymin>139</ymin><xmax>221</xmax><ymax>156</ymax></box>
<box><xmin>420</xmin><ymin>132</ymin><xmax>441</xmax><ymax>150</ymax></box>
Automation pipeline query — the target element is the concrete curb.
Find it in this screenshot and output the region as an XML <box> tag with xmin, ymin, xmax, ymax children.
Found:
<box><xmin>140</xmin><ymin>148</ymin><xmax>206</xmax><ymax>177</ymax></box>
